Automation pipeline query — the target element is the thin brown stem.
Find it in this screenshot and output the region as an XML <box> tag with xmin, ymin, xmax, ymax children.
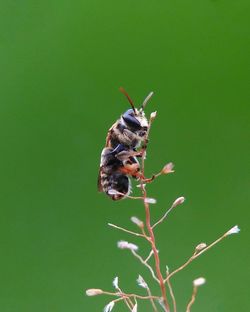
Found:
<box><xmin>108</xmin><ymin>223</ymin><xmax>146</xmax><ymax>238</ymax></box>
<box><xmin>142</xmin><ymin>172</ymin><xmax>162</xmax><ymax>183</ymax></box>
<box><xmin>186</xmin><ymin>286</ymin><xmax>198</xmax><ymax>312</ymax></box>
<box><xmin>145</xmin><ymin>249</ymin><xmax>154</xmax><ymax>263</ymax></box>
<box><xmin>116</xmin><ymin>286</ymin><xmax>134</xmax><ymax>310</ymax></box>
<box><xmin>138</xmin><ymin>116</ymin><xmax>170</xmax><ymax>312</ymax></box>
<box><xmin>131</xmin><ymin>250</ymin><xmax>160</xmax><ymax>283</ymax></box>
<box><xmin>166</xmin><ymin>271</ymin><xmax>177</xmax><ymax>312</ymax></box>
<box><xmin>143</xmin><ymin>198</ymin><xmax>170</xmax><ymax>311</ymax></box>
<box><xmin>112</xmin><ymin>297</ymin><xmax>134</xmax><ymax>311</ymax></box>
<box><xmin>165</xmin><ymin>231</ymin><xmax>230</xmax><ymax>283</ymax></box>
<box><xmin>152</xmin><ymin>203</ymin><xmax>175</xmax><ymax>229</ymax></box>
<box><xmin>102</xmin><ymin>290</ymin><xmax>160</xmax><ymax>300</ymax></box>
<box><xmin>165</xmin><ymin>253</ymin><xmax>196</xmax><ymax>282</ymax></box>
<box><xmin>146</xmin><ymin>287</ymin><xmax>159</xmax><ymax>312</ymax></box>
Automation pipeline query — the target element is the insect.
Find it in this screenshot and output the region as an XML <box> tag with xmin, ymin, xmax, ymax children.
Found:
<box><xmin>98</xmin><ymin>88</ymin><xmax>154</xmax><ymax>200</ymax></box>
<box><xmin>105</xmin><ymin>88</ymin><xmax>154</xmax><ymax>150</ymax></box>
<box><xmin>98</xmin><ymin>145</ymin><xmax>141</xmax><ymax>200</ymax></box>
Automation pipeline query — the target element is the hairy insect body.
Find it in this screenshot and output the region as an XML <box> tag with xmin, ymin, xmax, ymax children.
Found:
<box><xmin>106</xmin><ymin>108</ymin><xmax>149</xmax><ymax>150</ymax></box>
<box><xmin>98</xmin><ymin>147</ymin><xmax>140</xmax><ymax>200</ymax></box>
<box><xmin>98</xmin><ymin>89</ymin><xmax>153</xmax><ymax>200</ymax></box>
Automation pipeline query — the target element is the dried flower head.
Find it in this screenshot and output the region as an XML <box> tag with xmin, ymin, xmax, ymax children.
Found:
<box><xmin>161</xmin><ymin>162</ymin><xmax>175</xmax><ymax>174</ymax></box>
<box><xmin>131</xmin><ymin>216</ymin><xmax>144</xmax><ymax>228</ymax></box>
<box><xmin>117</xmin><ymin>240</ymin><xmax>138</xmax><ymax>251</ymax></box>
<box><xmin>193</xmin><ymin>277</ymin><xmax>206</xmax><ymax>287</ymax></box>
<box><xmin>86</xmin><ymin>288</ymin><xmax>103</xmax><ymax>296</ymax></box>
<box><xmin>225</xmin><ymin>225</ymin><xmax>240</xmax><ymax>236</ymax></box>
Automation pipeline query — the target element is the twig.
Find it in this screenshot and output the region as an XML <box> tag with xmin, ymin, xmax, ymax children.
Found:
<box><xmin>131</xmin><ymin>249</ymin><xmax>160</xmax><ymax>283</ymax></box>
<box><xmin>146</xmin><ymin>287</ymin><xmax>159</xmax><ymax>312</ymax></box>
<box><xmin>186</xmin><ymin>286</ymin><xmax>198</xmax><ymax>312</ymax></box>
<box><xmin>108</xmin><ymin>223</ymin><xmax>146</xmax><ymax>238</ymax></box>
<box><xmin>138</xmin><ymin>114</ymin><xmax>170</xmax><ymax>312</ymax></box>
<box><xmin>152</xmin><ymin>203</ymin><xmax>175</xmax><ymax>229</ymax></box>
<box><xmin>143</xmin><ymin>199</ymin><xmax>170</xmax><ymax>311</ymax></box>
<box><xmin>166</xmin><ymin>269</ymin><xmax>177</xmax><ymax>312</ymax></box>
<box><xmin>164</xmin><ymin>252</ymin><xmax>196</xmax><ymax>283</ymax></box>
<box><xmin>101</xmin><ymin>290</ymin><xmax>160</xmax><ymax>300</ymax></box>
<box><xmin>145</xmin><ymin>250</ymin><xmax>154</xmax><ymax>263</ymax></box>
<box><xmin>116</xmin><ymin>285</ymin><xmax>134</xmax><ymax>311</ymax></box>
<box><xmin>165</xmin><ymin>228</ymin><xmax>235</xmax><ymax>283</ymax></box>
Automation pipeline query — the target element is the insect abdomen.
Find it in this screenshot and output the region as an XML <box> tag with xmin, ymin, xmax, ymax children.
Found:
<box><xmin>100</xmin><ymin>172</ymin><xmax>131</xmax><ymax>200</ymax></box>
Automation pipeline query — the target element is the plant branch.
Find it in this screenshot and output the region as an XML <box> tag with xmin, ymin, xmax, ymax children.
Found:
<box><xmin>131</xmin><ymin>249</ymin><xmax>160</xmax><ymax>283</ymax></box>
<box><xmin>108</xmin><ymin>223</ymin><xmax>146</xmax><ymax>238</ymax></box>
<box><xmin>186</xmin><ymin>286</ymin><xmax>198</xmax><ymax>312</ymax></box>
<box><xmin>101</xmin><ymin>290</ymin><xmax>160</xmax><ymax>300</ymax></box>
<box><xmin>166</xmin><ymin>269</ymin><xmax>177</xmax><ymax>312</ymax></box>
<box><xmin>152</xmin><ymin>203</ymin><xmax>175</xmax><ymax>229</ymax></box>
<box><xmin>138</xmin><ymin>114</ymin><xmax>170</xmax><ymax>311</ymax></box>
<box><xmin>165</xmin><ymin>228</ymin><xmax>234</xmax><ymax>283</ymax></box>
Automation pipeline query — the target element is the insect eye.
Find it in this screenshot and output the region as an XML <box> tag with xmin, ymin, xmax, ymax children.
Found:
<box><xmin>122</xmin><ymin>110</ymin><xmax>141</xmax><ymax>130</ymax></box>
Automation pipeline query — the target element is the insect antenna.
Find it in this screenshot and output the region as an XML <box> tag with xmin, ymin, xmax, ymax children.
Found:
<box><xmin>141</xmin><ymin>91</ymin><xmax>154</xmax><ymax>110</ymax></box>
<box><xmin>119</xmin><ymin>87</ymin><xmax>136</xmax><ymax>113</ymax></box>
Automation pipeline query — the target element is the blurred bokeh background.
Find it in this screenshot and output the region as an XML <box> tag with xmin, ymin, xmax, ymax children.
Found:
<box><xmin>0</xmin><ymin>0</ymin><xmax>249</xmax><ymax>311</ymax></box>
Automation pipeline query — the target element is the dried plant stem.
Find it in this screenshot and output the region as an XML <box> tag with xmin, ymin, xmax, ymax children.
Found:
<box><xmin>139</xmin><ymin>117</ymin><xmax>170</xmax><ymax>312</ymax></box>
<box><xmin>116</xmin><ymin>296</ymin><xmax>138</xmax><ymax>312</ymax></box>
<box><xmin>145</xmin><ymin>250</ymin><xmax>154</xmax><ymax>263</ymax></box>
<box><xmin>165</xmin><ymin>253</ymin><xmax>196</xmax><ymax>283</ymax></box>
<box><xmin>143</xmin><ymin>198</ymin><xmax>170</xmax><ymax>311</ymax></box>
<box><xmin>146</xmin><ymin>287</ymin><xmax>159</xmax><ymax>312</ymax></box>
<box><xmin>186</xmin><ymin>286</ymin><xmax>198</xmax><ymax>312</ymax></box>
<box><xmin>88</xmin><ymin>94</ymin><xmax>240</xmax><ymax>312</ymax></box>
<box><xmin>108</xmin><ymin>223</ymin><xmax>146</xmax><ymax>238</ymax></box>
<box><xmin>101</xmin><ymin>290</ymin><xmax>160</xmax><ymax>300</ymax></box>
<box><xmin>112</xmin><ymin>297</ymin><xmax>129</xmax><ymax>304</ymax></box>
<box><xmin>152</xmin><ymin>203</ymin><xmax>175</xmax><ymax>229</ymax></box>
<box><xmin>166</xmin><ymin>271</ymin><xmax>177</xmax><ymax>312</ymax></box>
<box><xmin>131</xmin><ymin>249</ymin><xmax>160</xmax><ymax>283</ymax></box>
<box><xmin>142</xmin><ymin>172</ymin><xmax>162</xmax><ymax>183</ymax></box>
<box><xmin>192</xmin><ymin>232</ymin><xmax>228</xmax><ymax>259</ymax></box>
<box><xmin>165</xmin><ymin>230</ymin><xmax>230</xmax><ymax>283</ymax></box>
<box><xmin>116</xmin><ymin>286</ymin><xmax>134</xmax><ymax>310</ymax></box>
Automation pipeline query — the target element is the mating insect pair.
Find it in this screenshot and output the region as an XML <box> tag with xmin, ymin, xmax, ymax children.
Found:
<box><xmin>98</xmin><ymin>88</ymin><xmax>154</xmax><ymax>200</ymax></box>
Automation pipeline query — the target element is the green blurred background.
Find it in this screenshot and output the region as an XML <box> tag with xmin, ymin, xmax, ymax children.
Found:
<box><xmin>0</xmin><ymin>0</ymin><xmax>249</xmax><ymax>311</ymax></box>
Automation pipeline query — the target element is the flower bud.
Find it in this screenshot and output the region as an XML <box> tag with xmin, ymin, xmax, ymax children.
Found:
<box><xmin>161</xmin><ymin>162</ymin><xmax>174</xmax><ymax>174</ymax></box>
<box><xmin>144</xmin><ymin>197</ymin><xmax>157</xmax><ymax>204</ymax></box>
<box><xmin>86</xmin><ymin>288</ymin><xmax>103</xmax><ymax>296</ymax></box>
<box><xmin>172</xmin><ymin>196</ymin><xmax>185</xmax><ymax>208</ymax></box>
<box><xmin>150</xmin><ymin>111</ymin><xmax>157</xmax><ymax>120</ymax></box>
<box><xmin>117</xmin><ymin>240</ymin><xmax>138</xmax><ymax>251</ymax></box>
<box><xmin>131</xmin><ymin>216</ymin><xmax>144</xmax><ymax>228</ymax></box>
<box><xmin>195</xmin><ymin>243</ymin><xmax>207</xmax><ymax>252</ymax></box>
<box><xmin>193</xmin><ymin>277</ymin><xmax>206</xmax><ymax>287</ymax></box>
